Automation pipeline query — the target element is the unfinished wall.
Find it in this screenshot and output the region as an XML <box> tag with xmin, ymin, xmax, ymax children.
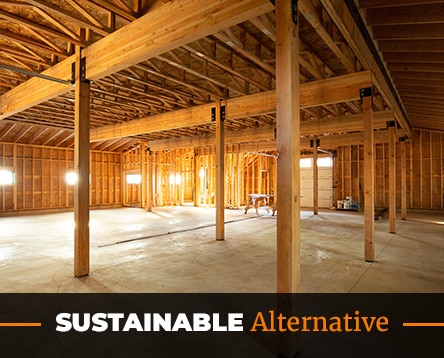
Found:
<box><xmin>122</xmin><ymin>145</ymin><xmax>277</xmax><ymax>209</ymax></box>
<box><xmin>0</xmin><ymin>143</ymin><xmax>122</xmax><ymax>213</ymax></box>
<box><xmin>335</xmin><ymin>129</ymin><xmax>444</xmax><ymax>210</ymax></box>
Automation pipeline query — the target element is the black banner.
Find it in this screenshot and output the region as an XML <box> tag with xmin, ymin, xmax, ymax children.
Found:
<box><xmin>0</xmin><ymin>294</ymin><xmax>442</xmax><ymax>357</ymax></box>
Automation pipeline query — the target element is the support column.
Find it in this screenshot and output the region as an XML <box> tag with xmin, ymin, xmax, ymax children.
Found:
<box><xmin>276</xmin><ymin>0</ymin><xmax>300</xmax><ymax>293</ymax></box>
<box><xmin>313</xmin><ymin>136</ymin><xmax>319</xmax><ymax>215</ymax></box>
<box><xmin>147</xmin><ymin>149</ymin><xmax>153</xmax><ymax>212</ymax></box>
<box><xmin>215</xmin><ymin>98</ymin><xmax>224</xmax><ymax>241</ymax></box>
<box><xmin>362</xmin><ymin>87</ymin><xmax>374</xmax><ymax>262</ymax></box>
<box><xmin>276</xmin><ymin>1</ymin><xmax>300</xmax><ymax>356</ymax></box>
<box><xmin>74</xmin><ymin>47</ymin><xmax>90</xmax><ymax>277</ymax></box>
<box><xmin>140</xmin><ymin>142</ymin><xmax>147</xmax><ymax>209</ymax></box>
<box><xmin>400</xmin><ymin>137</ymin><xmax>407</xmax><ymax>220</ymax></box>
<box><xmin>388</xmin><ymin>122</ymin><xmax>396</xmax><ymax>233</ymax></box>
<box><xmin>193</xmin><ymin>151</ymin><xmax>199</xmax><ymax>207</ymax></box>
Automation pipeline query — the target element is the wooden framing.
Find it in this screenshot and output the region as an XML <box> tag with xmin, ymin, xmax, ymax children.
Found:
<box><xmin>215</xmin><ymin>98</ymin><xmax>224</xmax><ymax>241</ymax></box>
<box><xmin>335</xmin><ymin>129</ymin><xmax>444</xmax><ymax>211</ymax></box>
<box><xmin>388</xmin><ymin>123</ymin><xmax>396</xmax><ymax>233</ymax></box>
<box><xmin>0</xmin><ymin>0</ymin><xmax>274</xmax><ymax>120</ymax></box>
<box><xmin>90</xmin><ymin>72</ymin><xmax>372</xmax><ymax>142</ymax></box>
<box><xmin>275</xmin><ymin>1</ymin><xmax>300</xmax><ymax>355</ymax></box>
<box><xmin>400</xmin><ymin>138</ymin><xmax>407</xmax><ymax>220</ymax></box>
<box><xmin>0</xmin><ymin>0</ymin><xmax>444</xmax><ymax>300</ymax></box>
<box><xmin>140</xmin><ymin>142</ymin><xmax>147</xmax><ymax>209</ymax></box>
<box><xmin>313</xmin><ymin>135</ymin><xmax>319</xmax><ymax>215</ymax></box>
<box><xmin>362</xmin><ymin>89</ymin><xmax>374</xmax><ymax>262</ymax></box>
<box><xmin>73</xmin><ymin>47</ymin><xmax>90</xmax><ymax>277</ymax></box>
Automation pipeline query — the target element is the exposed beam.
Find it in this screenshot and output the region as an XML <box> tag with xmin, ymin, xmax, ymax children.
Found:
<box><xmin>299</xmin><ymin>0</ymin><xmax>355</xmax><ymax>72</ymax></box>
<box><xmin>320</xmin><ymin>0</ymin><xmax>411</xmax><ymax>137</ymax></box>
<box><xmin>378</xmin><ymin>40</ymin><xmax>444</xmax><ymax>52</ymax></box>
<box><xmin>89</xmin><ymin>0</ymin><xmax>137</xmax><ymax>22</ymax></box>
<box><xmin>146</xmin><ymin>110</ymin><xmax>394</xmax><ymax>150</ymax></box>
<box><xmin>84</xmin><ymin>0</ymin><xmax>274</xmax><ymax>80</ymax></box>
<box><xmin>372</xmin><ymin>24</ymin><xmax>444</xmax><ymax>40</ymax></box>
<box><xmin>90</xmin><ymin>71</ymin><xmax>372</xmax><ymax>141</ymax></box>
<box><xmin>147</xmin><ymin>124</ymin><xmax>396</xmax><ymax>151</ymax></box>
<box><xmin>0</xmin><ymin>0</ymin><xmax>274</xmax><ymax>120</ymax></box>
<box><xmin>0</xmin><ymin>56</ymin><xmax>75</xmax><ymax>120</ymax></box>
<box><xmin>359</xmin><ymin>0</ymin><xmax>444</xmax><ymax>8</ymax></box>
<box><xmin>212</xmin><ymin>31</ymin><xmax>276</xmax><ymax>76</ymax></box>
<box><xmin>26</xmin><ymin>0</ymin><xmax>110</xmax><ymax>36</ymax></box>
<box><xmin>366</xmin><ymin>4</ymin><xmax>444</xmax><ymax>26</ymax></box>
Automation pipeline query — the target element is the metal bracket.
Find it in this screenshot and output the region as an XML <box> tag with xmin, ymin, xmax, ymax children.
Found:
<box><xmin>211</xmin><ymin>106</ymin><xmax>225</xmax><ymax>122</ymax></box>
<box><xmin>71</xmin><ymin>57</ymin><xmax>90</xmax><ymax>84</ymax></box>
<box><xmin>292</xmin><ymin>0</ymin><xmax>298</xmax><ymax>25</ymax></box>
<box><xmin>269</xmin><ymin>0</ymin><xmax>298</xmax><ymax>25</ymax></box>
<box><xmin>310</xmin><ymin>138</ymin><xmax>320</xmax><ymax>148</ymax></box>
<box><xmin>360</xmin><ymin>87</ymin><xmax>372</xmax><ymax>98</ymax></box>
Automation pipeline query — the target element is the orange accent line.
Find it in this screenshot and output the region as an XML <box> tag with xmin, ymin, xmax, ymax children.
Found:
<box><xmin>0</xmin><ymin>323</ymin><xmax>42</xmax><ymax>327</ymax></box>
<box><xmin>403</xmin><ymin>323</ymin><xmax>444</xmax><ymax>327</ymax></box>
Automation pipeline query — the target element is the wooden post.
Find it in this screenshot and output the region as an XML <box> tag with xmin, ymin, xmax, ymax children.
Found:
<box><xmin>147</xmin><ymin>149</ymin><xmax>153</xmax><ymax>212</ymax></box>
<box><xmin>276</xmin><ymin>0</ymin><xmax>300</xmax><ymax>356</ymax></box>
<box><xmin>400</xmin><ymin>138</ymin><xmax>407</xmax><ymax>220</ymax></box>
<box><xmin>193</xmin><ymin>151</ymin><xmax>199</xmax><ymax>206</ymax></box>
<box><xmin>388</xmin><ymin>122</ymin><xmax>396</xmax><ymax>233</ymax></box>
<box><xmin>74</xmin><ymin>46</ymin><xmax>90</xmax><ymax>277</ymax></box>
<box><xmin>140</xmin><ymin>143</ymin><xmax>147</xmax><ymax>209</ymax></box>
<box><xmin>276</xmin><ymin>0</ymin><xmax>300</xmax><ymax>293</ymax></box>
<box><xmin>215</xmin><ymin>98</ymin><xmax>224</xmax><ymax>241</ymax></box>
<box><xmin>362</xmin><ymin>87</ymin><xmax>374</xmax><ymax>262</ymax></box>
<box><xmin>313</xmin><ymin>135</ymin><xmax>319</xmax><ymax>215</ymax></box>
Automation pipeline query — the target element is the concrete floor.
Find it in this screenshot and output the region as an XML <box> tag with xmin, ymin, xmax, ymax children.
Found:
<box><xmin>0</xmin><ymin>206</ymin><xmax>443</xmax><ymax>293</ymax></box>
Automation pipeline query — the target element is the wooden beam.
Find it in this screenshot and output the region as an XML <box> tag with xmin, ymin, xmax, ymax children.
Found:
<box><xmin>313</xmin><ymin>135</ymin><xmax>319</xmax><ymax>215</ymax></box>
<box><xmin>378</xmin><ymin>39</ymin><xmax>444</xmax><ymax>53</ymax></box>
<box><xmin>215</xmin><ymin>98</ymin><xmax>224</xmax><ymax>241</ymax></box>
<box><xmin>400</xmin><ymin>138</ymin><xmax>407</xmax><ymax>220</ymax></box>
<box><xmin>90</xmin><ymin>71</ymin><xmax>372</xmax><ymax>141</ymax></box>
<box><xmin>388</xmin><ymin>123</ymin><xmax>396</xmax><ymax>233</ymax></box>
<box><xmin>359</xmin><ymin>0</ymin><xmax>444</xmax><ymax>8</ymax></box>
<box><xmin>299</xmin><ymin>0</ymin><xmax>355</xmax><ymax>72</ymax></box>
<box><xmin>74</xmin><ymin>48</ymin><xmax>90</xmax><ymax>277</ymax></box>
<box><xmin>276</xmin><ymin>0</ymin><xmax>300</xmax><ymax>356</ymax></box>
<box><xmin>302</xmin><ymin>110</ymin><xmax>394</xmax><ymax>135</ymax></box>
<box><xmin>0</xmin><ymin>0</ymin><xmax>273</xmax><ymax>120</ymax></box>
<box><xmin>366</xmin><ymin>4</ymin><xmax>444</xmax><ymax>26</ymax></box>
<box><xmin>362</xmin><ymin>88</ymin><xmax>374</xmax><ymax>262</ymax></box>
<box><xmin>372</xmin><ymin>24</ymin><xmax>444</xmax><ymax>40</ymax></box>
<box><xmin>84</xmin><ymin>0</ymin><xmax>274</xmax><ymax>80</ymax></box>
<box><xmin>0</xmin><ymin>57</ymin><xmax>74</xmax><ymax>120</ymax></box>
<box><xmin>320</xmin><ymin>0</ymin><xmax>411</xmax><ymax>137</ymax></box>
<box><xmin>140</xmin><ymin>142</ymin><xmax>147</xmax><ymax>209</ymax></box>
<box><xmin>193</xmin><ymin>151</ymin><xmax>199</xmax><ymax>207</ymax></box>
<box><xmin>147</xmin><ymin>122</ymin><xmax>400</xmax><ymax>151</ymax></box>
<box><xmin>147</xmin><ymin>150</ymin><xmax>153</xmax><ymax>212</ymax></box>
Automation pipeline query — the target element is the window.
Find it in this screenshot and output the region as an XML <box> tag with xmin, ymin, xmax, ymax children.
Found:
<box><xmin>126</xmin><ymin>174</ymin><xmax>141</xmax><ymax>185</ymax></box>
<box><xmin>0</xmin><ymin>169</ymin><xmax>14</xmax><ymax>185</ymax></box>
<box><xmin>300</xmin><ymin>158</ymin><xmax>312</xmax><ymax>168</ymax></box>
<box><xmin>317</xmin><ymin>156</ymin><xmax>333</xmax><ymax>167</ymax></box>
<box><xmin>65</xmin><ymin>171</ymin><xmax>77</xmax><ymax>185</ymax></box>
